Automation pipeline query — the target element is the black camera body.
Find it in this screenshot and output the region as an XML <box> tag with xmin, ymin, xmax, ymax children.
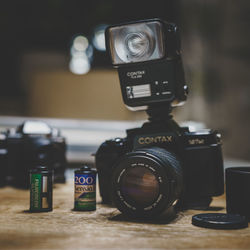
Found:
<box><xmin>0</xmin><ymin>121</ymin><xmax>67</xmax><ymax>188</ymax></box>
<box><xmin>96</xmin><ymin>118</ymin><xmax>224</xmax><ymax>217</ymax></box>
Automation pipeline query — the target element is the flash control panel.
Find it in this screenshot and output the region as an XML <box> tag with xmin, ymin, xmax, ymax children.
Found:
<box><xmin>118</xmin><ymin>60</ymin><xmax>177</xmax><ymax>107</ymax></box>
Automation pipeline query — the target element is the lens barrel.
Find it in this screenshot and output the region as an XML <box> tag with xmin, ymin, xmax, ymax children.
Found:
<box><xmin>112</xmin><ymin>147</ymin><xmax>183</xmax><ymax>218</ymax></box>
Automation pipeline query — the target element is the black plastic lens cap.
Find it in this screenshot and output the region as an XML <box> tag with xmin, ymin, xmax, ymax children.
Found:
<box><xmin>192</xmin><ymin>213</ymin><xmax>248</xmax><ymax>230</ymax></box>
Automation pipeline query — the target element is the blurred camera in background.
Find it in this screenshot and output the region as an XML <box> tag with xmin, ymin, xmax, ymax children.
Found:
<box><xmin>0</xmin><ymin>121</ymin><xmax>67</xmax><ymax>188</ymax></box>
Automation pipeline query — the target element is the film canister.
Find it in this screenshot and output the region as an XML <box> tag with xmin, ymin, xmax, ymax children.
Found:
<box><xmin>226</xmin><ymin>167</ymin><xmax>250</xmax><ymax>221</ymax></box>
<box><xmin>74</xmin><ymin>166</ymin><xmax>96</xmax><ymax>211</ymax></box>
<box><xmin>29</xmin><ymin>166</ymin><xmax>53</xmax><ymax>212</ymax></box>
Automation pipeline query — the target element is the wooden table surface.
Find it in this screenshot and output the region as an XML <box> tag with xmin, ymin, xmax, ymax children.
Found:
<box><xmin>0</xmin><ymin>177</ymin><xmax>249</xmax><ymax>250</ymax></box>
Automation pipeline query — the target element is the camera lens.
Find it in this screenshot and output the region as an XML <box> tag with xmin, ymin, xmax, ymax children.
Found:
<box><xmin>112</xmin><ymin>147</ymin><xmax>183</xmax><ymax>218</ymax></box>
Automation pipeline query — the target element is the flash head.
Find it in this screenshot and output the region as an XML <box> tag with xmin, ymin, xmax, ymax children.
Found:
<box><xmin>105</xmin><ymin>19</ymin><xmax>187</xmax><ymax>110</ymax></box>
<box><xmin>107</xmin><ymin>21</ymin><xmax>165</xmax><ymax>65</ymax></box>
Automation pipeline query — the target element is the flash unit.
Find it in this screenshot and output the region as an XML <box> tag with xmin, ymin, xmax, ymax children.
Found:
<box><xmin>105</xmin><ymin>19</ymin><xmax>188</xmax><ymax>109</ymax></box>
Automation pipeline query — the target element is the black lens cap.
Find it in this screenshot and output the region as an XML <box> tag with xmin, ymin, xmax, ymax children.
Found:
<box><xmin>192</xmin><ymin>213</ymin><xmax>248</xmax><ymax>229</ymax></box>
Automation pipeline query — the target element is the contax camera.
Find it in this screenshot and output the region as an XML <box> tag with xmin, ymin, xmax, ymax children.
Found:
<box><xmin>96</xmin><ymin>19</ymin><xmax>224</xmax><ymax>218</ymax></box>
<box><xmin>0</xmin><ymin>121</ymin><xmax>67</xmax><ymax>188</ymax></box>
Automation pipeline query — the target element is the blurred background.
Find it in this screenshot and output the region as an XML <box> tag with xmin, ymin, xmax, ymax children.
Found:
<box><xmin>0</xmin><ymin>0</ymin><xmax>249</xmax><ymax>163</ymax></box>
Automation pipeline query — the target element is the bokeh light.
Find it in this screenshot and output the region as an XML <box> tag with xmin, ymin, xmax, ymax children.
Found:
<box><xmin>69</xmin><ymin>35</ymin><xmax>91</xmax><ymax>75</ymax></box>
<box><xmin>92</xmin><ymin>24</ymin><xmax>108</xmax><ymax>51</ymax></box>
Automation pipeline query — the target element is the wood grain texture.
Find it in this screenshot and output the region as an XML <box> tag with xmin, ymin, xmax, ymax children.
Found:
<box><xmin>0</xmin><ymin>180</ymin><xmax>249</xmax><ymax>250</ymax></box>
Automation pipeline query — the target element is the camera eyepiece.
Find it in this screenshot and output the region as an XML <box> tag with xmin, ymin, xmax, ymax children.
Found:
<box><xmin>111</xmin><ymin>147</ymin><xmax>183</xmax><ymax>218</ymax></box>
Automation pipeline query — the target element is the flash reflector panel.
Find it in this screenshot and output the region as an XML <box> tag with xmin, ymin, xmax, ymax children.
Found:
<box><xmin>107</xmin><ymin>21</ymin><xmax>165</xmax><ymax>65</ymax></box>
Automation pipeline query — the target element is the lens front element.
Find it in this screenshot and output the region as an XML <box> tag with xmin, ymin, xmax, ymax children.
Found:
<box><xmin>121</xmin><ymin>166</ymin><xmax>159</xmax><ymax>207</ymax></box>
